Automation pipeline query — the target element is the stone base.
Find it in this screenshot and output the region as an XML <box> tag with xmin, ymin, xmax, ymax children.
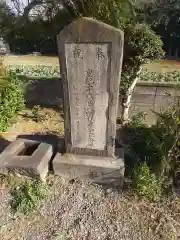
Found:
<box><xmin>53</xmin><ymin>148</ymin><xmax>124</xmax><ymax>187</ymax></box>
<box><xmin>0</xmin><ymin>138</ymin><xmax>53</xmax><ymax>181</ymax></box>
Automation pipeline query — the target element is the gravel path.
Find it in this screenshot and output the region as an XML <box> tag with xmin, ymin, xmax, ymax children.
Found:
<box><xmin>0</xmin><ymin>176</ymin><xmax>180</xmax><ymax>240</ymax></box>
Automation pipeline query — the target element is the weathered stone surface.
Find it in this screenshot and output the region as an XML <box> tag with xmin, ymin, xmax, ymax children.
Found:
<box><xmin>0</xmin><ymin>139</ymin><xmax>53</xmax><ymax>180</ymax></box>
<box><xmin>0</xmin><ymin>38</ymin><xmax>10</xmax><ymax>55</ymax></box>
<box><xmin>53</xmin><ymin>148</ymin><xmax>124</xmax><ymax>187</ymax></box>
<box><xmin>57</xmin><ymin>17</ymin><xmax>124</xmax><ymax>157</ymax></box>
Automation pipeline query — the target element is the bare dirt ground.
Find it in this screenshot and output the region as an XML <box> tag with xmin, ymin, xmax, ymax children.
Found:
<box><xmin>0</xmin><ymin>107</ymin><xmax>180</xmax><ymax>240</ymax></box>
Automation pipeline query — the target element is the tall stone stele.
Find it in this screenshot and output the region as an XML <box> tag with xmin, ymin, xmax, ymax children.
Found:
<box><xmin>54</xmin><ymin>17</ymin><xmax>124</xmax><ymax>186</ymax></box>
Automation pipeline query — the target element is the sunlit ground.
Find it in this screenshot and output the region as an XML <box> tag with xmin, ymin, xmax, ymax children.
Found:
<box><xmin>3</xmin><ymin>55</ymin><xmax>59</xmax><ymax>66</ymax></box>
<box><xmin>144</xmin><ymin>59</ymin><xmax>180</xmax><ymax>72</ymax></box>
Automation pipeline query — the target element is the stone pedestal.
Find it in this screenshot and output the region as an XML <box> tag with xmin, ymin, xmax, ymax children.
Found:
<box><xmin>0</xmin><ymin>138</ymin><xmax>53</xmax><ymax>181</ymax></box>
<box><xmin>53</xmin><ymin>148</ymin><xmax>124</xmax><ymax>187</ymax></box>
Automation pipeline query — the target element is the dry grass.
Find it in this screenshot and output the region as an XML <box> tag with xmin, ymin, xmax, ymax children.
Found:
<box><xmin>3</xmin><ymin>55</ymin><xmax>59</xmax><ymax>66</ymax></box>
<box><xmin>0</xmin><ymin>107</ymin><xmax>64</xmax><ymax>143</ymax></box>
<box><xmin>144</xmin><ymin>59</ymin><xmax>180</xmax><ymax>72</ymax></box>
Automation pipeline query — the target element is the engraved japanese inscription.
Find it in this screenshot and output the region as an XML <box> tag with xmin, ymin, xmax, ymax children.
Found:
<box><xmin>65</xmin><ymin>43</ymin><xmax>109</xmax><ymax>150</ymax></box>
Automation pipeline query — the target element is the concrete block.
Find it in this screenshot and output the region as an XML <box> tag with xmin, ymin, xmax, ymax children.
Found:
<box><xmin>53</xmin><ymin>148</ymin><xmax>124</xmax><ymax>188</ymax></box>
<box><xmin>0</xmin><ymin>138</ymin><xmax>53</xmax><ymax>181</ymax></box>
<box><xmin>131</xmin><ymin>93</ymin><xmax>155</xmax><ymax>105</ymax></box>
<box><xmin>156</xmin><ymin>86</ymin><xmax>176</xmax><ymax>96</ymax></box>
<box><xmin>134</xmin><ymin>85</ymin><xmax>156</xmax><ymax>95</ymax></box>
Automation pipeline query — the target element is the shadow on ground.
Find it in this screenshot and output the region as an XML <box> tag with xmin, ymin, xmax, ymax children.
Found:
<box><xmin>0</xmin><ymin>137</ymin><xmax>11</xmax><ymax>154</ymax></box>
<box><xmin>17</xmin><ymin>134</ymin><xmax>65</xmax><ymax>154</ymax></box>
<box><xmin>22</xmin><ymin>77</ymin><xmax>64</xmax><ymax>114</ymax></box>
<box><xmin>17</xmin><ymin>134</ymin><xmax>65</xmax><ymax>171</ymax></box>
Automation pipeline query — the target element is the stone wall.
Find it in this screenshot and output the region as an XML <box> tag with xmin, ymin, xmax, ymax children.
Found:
<box><xmin>126</xmin><ymin>81</ymin><xmax>176</xmax><ymax>124</ymax></box>
<box><xmin>24</xmin><ymin>77</ymin><xmax>177</xmax><ymax>125</ymax></box>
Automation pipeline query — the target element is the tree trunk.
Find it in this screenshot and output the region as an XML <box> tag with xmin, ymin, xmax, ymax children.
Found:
<box><xmin>168</xmin><ymin>45</ymin><xmax>172</xmax><ymax>58</ymax></box>
<box><xmin>121</xmin><ymin>68</ymin><xmax>142</xmax><ymax>124</ymax></box>
<box><xmin>175</xmin><ymin>48</ymin><xmax>179</xmax><ymax>59</ymax></box>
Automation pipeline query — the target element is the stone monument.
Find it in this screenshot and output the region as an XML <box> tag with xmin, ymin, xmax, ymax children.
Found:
<box><xmin>0</xmin><ymin>38</ymin><xmax>10</xmax><ymax>55</ymax></box>
<box><xmin>54</xmin><ymin>17</ymin><xmax>124</xmax><ymax>186</ymax></box>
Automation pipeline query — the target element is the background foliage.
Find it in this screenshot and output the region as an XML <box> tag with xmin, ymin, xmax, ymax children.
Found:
<box><xmin>0</xmin><ymin>69</ymin><xmax>25</xmax><ymax>132</ymax></box>
<box><xmin>124</xmin><ymin>89</ymin><xmax>180</xmax><ymax>199</ymax></box>
<box><xmin>6</xmin><ymin>64</ymin><xmax>180</xmax><ymax>83</ymax></box>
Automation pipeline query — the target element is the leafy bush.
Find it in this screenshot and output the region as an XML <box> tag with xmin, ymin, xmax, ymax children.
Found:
<box><xmin>10</xmin><ymin>181</ymin><xmax>47</xmax><ymax>214</ymax></box>
<box><xmin>6</xmin><ymin>64</ymin><xmax>180</xmax><ymax>83</ymax></box>
<box><xmin>125</xmin><ymin>89</ymin><xmax>180</xmax><ymax>197</ymax></box>
<box><xmin>8</xmin><ymin>65</ymin><xmax>60</xmax><ymax>78</ymax></box>
<box><xmin>133</xmin><ymin>162</ymin><xmax>162</xmax><ymax>201</ymax></box>
<box><xmin>0</xmin><ymin>72</ymin><xmax>25</xmax><ymax>132</ymax></box>
<box><xmin>127</xmin><ymin>112</ymin><xmax>147</xmax><ymax>128</ymax></box>
<box><xmin>150</xmin><ymin>92</ymin><xmax>180</xmax><ymax>186</ymax></box>
<box><xmin>139</xmin><ymin>69</ymin><xmax>180</xmax><ymax>83</ymax></box>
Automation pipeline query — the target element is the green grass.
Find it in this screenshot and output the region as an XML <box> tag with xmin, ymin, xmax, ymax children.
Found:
<box><xmin>10</xmin><ymin>181</ymin><xmax>47</xmax><ymax>215</ymax></box>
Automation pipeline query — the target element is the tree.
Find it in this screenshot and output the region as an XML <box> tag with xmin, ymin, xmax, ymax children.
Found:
<box><xmin>139</xmin><ymin>0</ymin><xmax>180</xmax><ymax>58</ymax></box>
<box><xmin>62</xmin><ymin>0</ymin><xmax>164</xmax><ymax>122</ymax></box>
<box><xmin>3</xmin><ymin>0</ymin><xmax>72</xmax><ymax>53</ymax></box>
<box><xmin>0</xmin><ymin>1</ymin><xmax>15</xmax><ymax>38</ymax></box>
<box><xmin>2</xmin><ymin>0</ymin><xmax>164</xmax><ymax>123</ymax></box>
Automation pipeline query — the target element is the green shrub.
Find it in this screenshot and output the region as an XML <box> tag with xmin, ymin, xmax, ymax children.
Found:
<box><xmin>10</xmin><ymin>181</ymin><xmax>47</xmax><ymax>215</ymax></box>
<box><xmin>133</xmin><ymin>162</ymin><xmax>162</xmax><ymax>201</ymax></box>
<box><xmin>126</xmin><ymin>89</ymin><xmax>180</xmax><ymax>196</ymax></box>
<box><xmin>8</xmin><ymin>64</ymin><xmax>180</xmax><ymax>83</ymax></box>
<box><xmin>7</xmin><ymin>64</ymin><xmax>180</xmax><ymax>83</ymax></box>
<box><xmin>139</xmin><ymin>69</ymin><xmax>180</xmax><ymax>83</ymax></box>
<box><xmin>127</xmin><ymin>112</ymin><xmax>147</xmax><ymax>128</ymax></box>
<box><xmin>0</xmin><ymin>72</ymin><xmax>25</xmax><ymax>132</ymax></box>
<box><xmin>151</xmin><ymin>91</ymin><xmax>180</xmax><ymax>186</ymax></box>
<box><xmin>8</xmin><ymin>65</ymin><xmax>60</xmax><ymax>78</ymax></box>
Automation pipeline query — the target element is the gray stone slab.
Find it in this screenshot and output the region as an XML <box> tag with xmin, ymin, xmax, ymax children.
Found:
<box><xmin>0</xmin><ymin>138</ymin><xmax>53</xmax><ymax>180</ymax></box>
<box><xmin>131</xmin><ymin>93</ymin><xmax>155</xmax><ymax>105</ymax></box>
<box><xmin>134</xmin><ymin>85</ymin><xmax>156</xmax><ymax>95</ymax></box>
<box><xmin>57</xmin><ymin>17</ymin><xmax>124</xmax><ymax>157</ymax></box>
<box><xmin>155</xmin><ymin>86</ymin><xmax>176</xmax><ymax>96</ymax></box>
<box><xmin>53</xmin><ymin>148</ymin><xmax>124</xmax><ymax>187</ymax></box>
